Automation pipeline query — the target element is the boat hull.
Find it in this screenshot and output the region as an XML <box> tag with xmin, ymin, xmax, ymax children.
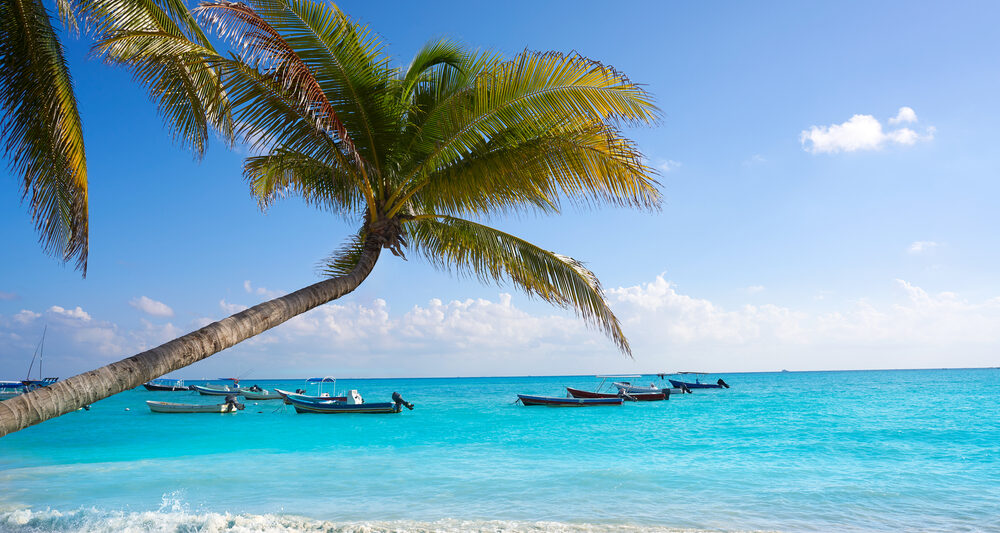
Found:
<box><xmin>275</xmin><ymin>389</ymin><xmax>347</xmax><ymax>405</ymax></box>
<box><xmin>190</xmin><ymin>385</ymin><xmax>244</xmax><ymax>396</ymax></box>
<box><xmin>146</xmin><ymin>401</ymin><xmax>240</xmax><ymax>413</ymax></box>
<box><xmin>565</xmin><ymin>387</ymin><xmax>666</xmax><ymax>401</ymax></box>
<box><xmin>286</xmin><ymin>396</ymin><xmax>402</xmax><ymax>414</ymax></box>
<box><xmin>668</xmin><ymin>379</ymin><xmax>723</xmax><ymax>389</ymax></box>
<box><xmin>143</xmin><ymin>383</ymin><xmax>190</xmax><ymax>391</ymax></box>
<box><xmin>241</xmin><ymin>389</ymin><xmax>283</xmax><ymax>400</ymax></box>
<box><xmin>517</xmin><ymin>394</ymin><xmax>623</xmax><ymax>407</ymax></box>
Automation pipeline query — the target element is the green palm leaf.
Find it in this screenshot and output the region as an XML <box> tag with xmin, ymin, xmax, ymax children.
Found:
<box><xmin>0</xmin><ymin>0</ymin><xmax>88</xmax><ymax>273</ymax></box>
<box><xmin>405</xmin><ymin>215</ymin><xmax>630</xmax><ymax>355</ymax></box>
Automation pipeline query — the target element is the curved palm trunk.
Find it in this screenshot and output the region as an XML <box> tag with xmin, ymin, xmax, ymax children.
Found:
<box><xmin>0</xmin><ymin>239</ymin><xmax>382</xmax><ymax>437</ymax></box>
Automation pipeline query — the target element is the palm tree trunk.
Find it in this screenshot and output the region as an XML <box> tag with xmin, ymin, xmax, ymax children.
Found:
<box><xmin>0</xmin><ymin>237</ymin><xmax>382</xmax><ymax>437</ymax></box>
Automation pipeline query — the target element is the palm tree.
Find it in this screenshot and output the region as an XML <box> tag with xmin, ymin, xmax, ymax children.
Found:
<box><xmin>0</xmin><ymin>0</ymin><xmax>659</xmax><ymax>436</ymax></box>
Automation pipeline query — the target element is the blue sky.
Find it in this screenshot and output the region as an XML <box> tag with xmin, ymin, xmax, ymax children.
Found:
<box><xmin>2</xmin><ymin>1</ymin><xmax>1000</xmax><ymax>379</ymax></box>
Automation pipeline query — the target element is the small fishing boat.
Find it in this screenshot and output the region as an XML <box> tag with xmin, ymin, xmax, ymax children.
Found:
<box><xmin>146</xmin><ymin>399</ymin><xmax>244</xmax><ymax>413</ymax></box>
<box><xmin>517</xmin><ymin>394</ymin><xmax>623</xmax><ymax>407</ymax></box>
<box><xmin>190</xmin><ymin>384</ymin><xmax>245</xmax><ymax>396</ymax></box>
<box><xmin>241</xmin><ymin>386</ymin><xmax>283</xmax><ymax>400</ymax></box>
<box><xmin>566</xmin><ymin>387</ymin><xmax>666</xmax><ymax>401</ymax></box>
<box><xmin>275</xmin><ymin>389</ymin><xmax>348</xmax><ymax>404</ymax></box>
<box><xmin>286</xmin><ymin>391</ymin><xmax>413</xmax><ymax>414</ymax></box>
<box><xmin>571</xmin><ymin>375</ymin><xmax>671</xmax><ymax>401</ymax></box>
<box><xmin>666</xmin><ymin>372</ymin><xmax>730</xmax><ymax>389</ymax></box>
<box><xmin>142</xmin><ymin>379</ymin><xmax>189</xmax><ymax>391</ymax></box>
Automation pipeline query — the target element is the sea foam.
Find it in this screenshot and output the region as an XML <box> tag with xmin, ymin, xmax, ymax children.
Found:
<box><xmin>0</xmin><ymin>507</ymin><xmax>760</xmax><ymax>533</ymax></box>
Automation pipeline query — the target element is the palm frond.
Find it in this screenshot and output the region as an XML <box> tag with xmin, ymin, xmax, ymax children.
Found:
<box><xmin>403</xmin><ymin>50</ymin><xmax>658</xmax><ymax>192</ymax></box>
<box><xmin>318</xmin><ymin>230</ymin><xmax>364</xmax><ymax>277</ymax></box>
<box><xmin>195</xmin><ymin>0</ymin><xmax>361</xmax><ymax>163</ymax></box>
<box><xmin>244</xmin><ymin>148</ymin><xmax>364</xmax><ymax>215</ymax></box>
<box><xmin>96</xmin><ymin>31</ymin><xmax>232</xmax><ymax>154</ymax></box>
<box><xmin>398</xmin><ymin>119</ymin><xmax>659</xmax><ymax>218</ymax></box>
<box><xmin>405</xmin><ymin>215</ymin><xmax>630</xmax><ymax>355</ymax></box>
<box><xmin>87</xmin><ymin>0</ymin><xmax>233</xmax><ymax>155</ymax></box>
<box><xmin>399</xmin><ymin>38</ymin><xmax>465</xmax><ymax>102</ymax></box>
<box><xmin>241</xmin><ymin>0</ymin><xmax>396</xmax><ymax>179</ymax></box>
<box><xmin>0</xmin><ymin>0</ymin><xmax>88</xmax><ymax>273</ymax></box>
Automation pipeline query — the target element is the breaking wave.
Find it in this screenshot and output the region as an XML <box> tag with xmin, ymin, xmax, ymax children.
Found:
<box><xmin>0</xmin><ymin>507</ymin><xmax>759</xmax><ymax>533</ymax></box>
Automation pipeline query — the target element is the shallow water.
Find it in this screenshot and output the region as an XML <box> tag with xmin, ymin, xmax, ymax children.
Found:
<box><xmin>1</xmin><ymin>369</ymin><xmax>998</xmax><ymax>532</ymax></box>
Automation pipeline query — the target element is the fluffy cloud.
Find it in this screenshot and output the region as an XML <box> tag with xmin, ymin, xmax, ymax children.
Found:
<box><xmin>219</xmin><ymin>300</ymin><xmax>249</xmax><ymax>314</ymax></box>
<box><xmin>658</xmin><ymin>159</ymin><xmax>682</xmax><ymax>172</ymax></box>
<box><xmin>5</xmin><ymin>275</ymin><xmax>1000</xmax><ymax>378</ymax></box>
<box><xmin>888</xmin><ymin>106</ymin><xmax>917</xmax><ymax>125</ymax></box>
<box><xmin>49</xmin><ymin>305</ymin><xmax>91</xmax><ymax>321</ymax></box>
<box><xmin>129</xmin><ymin>296</ymin><xmax>174</xmax><ymax>317</ymax></box>
<box><xmin>244</xmin><ymin>280</ymin><xmax>284</xmax><ymax>299</ymax></box>
<box><xmin>908</xmin><ymin>241</ymin><xmax>939</xmax><ymax>254</ymax></box>
<box><xmin>800</xmin><ymin>107</ymin><xmax>933</xmax><ymax>154</ymax></box>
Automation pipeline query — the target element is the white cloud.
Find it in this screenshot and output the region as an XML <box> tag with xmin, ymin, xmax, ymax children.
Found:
<box><xmin>5</xmin><ymin>274</ymin><xmax>1000</xmax><ymax>378</ymax></box>
<box><xmin>908</xmin><ymin>241</ymin><xmax>939</xmax><ymax>254</ymax></box>
<box><xmin>888</xmin><ymin>106</ymin><xmax>917</xmax><ymax>125</ymax></box>
<box><xmin>742</xmin><ymin>154</ymin><xmax>766</xmax><ymax>166</ymax></box>
<box><xmin>0</xmin><ymin>291</ymin><xmax>17</xmax><ymax>301</ymax></box>
<box><xmin>658</xmin><ymin>159</ymin><xmax>682</xmax><ymax>172</ymax></box>
<box><xmin>49</xmin><ymin>305</ymin><xmax>91</xmax><ymax>321</ymax></box>
<box><xmin>744</xmin><ymin>285</ymin><xmax>765</xmax><ymax>294</ymax></box>
<box><xmin>14</xmin><ymin>310</ymin><xmax>40</xmax><ymax>324</ymax></box>
<box><xmin>800</xmin><ymin>108</ymin><xmax>933</xmax><ymax>154</ymax></box>
<box><xmin>129</xmin><ymin>296</ymin><xmax>174</xmax><ymax>318</ymax></box>
<box><xmin>219</xmin><ymin>300</ymin><xmax>249</xmax><ymax>314</ymax></box>
<box><xmin>243</xmin><ymin>280</ymin><xmax>284</xmax><ymax>299</ymax></box>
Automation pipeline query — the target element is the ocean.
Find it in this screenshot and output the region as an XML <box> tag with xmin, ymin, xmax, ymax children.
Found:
<box><xmin>1</xmin><ymin>368</ymin><xmax>998</xmax><ymax>532</ymax></box>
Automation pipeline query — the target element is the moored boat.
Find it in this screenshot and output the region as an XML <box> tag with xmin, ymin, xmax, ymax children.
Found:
<box><xmin>275</xmin><ymin>389</ymin><xmax>347</xmax><ymax>404</ymax></box>
<box><xmin>517</xmin><ymin>394</ymin><xmax>623</xmax><ymax>407</ymax></box>
<box><xmin>190</xmin><ymin>384</ymin><xmax>245</xmax><ymax>396</ymax></box>
<box><xmin>146</xmin><ymin>399</ymin><xmax>244</xmax><ymax>413</ymax></box>
<box><xmin>565</xmin><ymin>386</ymin><xmax>666</xmax><ymax>401</ymax></box>
<box><xmin>241</xmin><ymin>387</ymin><xmax>283</xmax><ymax>400</ymax></box>
<box><xmin>286</xmin><ymin>391</ymin><xmax>413</xmax><ymax>414</ymax></box>
<box><xmin>142</xmin><ymin>379</ymin><xmax>189</xmax><ymax>391</ymax></box>
<box><xmin>666</xmin><ymin>372</ymin><xmax>730</xmax><ymax>389</ymax></box>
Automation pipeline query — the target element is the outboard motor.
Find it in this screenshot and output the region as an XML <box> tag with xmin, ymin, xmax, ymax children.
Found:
<box><xmin>224</xmin><ymin>394</ymin><xmax>245</xmax><ymax>411</ymax></box>
<box><xmin>717</xmin><ymin>378</ymin><xmax>730</xmax><ymax>389</ymax></box>
<box><xmin>392</xmin><ymin>392</ymin><xmax>414</xmax><ymax>410</ymax></box>
<box><xmin>680</xmin><ymin>383</ymin><xmax>692</xmax><ymax>394</ymax></box>
<box><xmin>663</xmin><ymin>388</ymin><xmax>670</xmax><ymax>400</ymax></box>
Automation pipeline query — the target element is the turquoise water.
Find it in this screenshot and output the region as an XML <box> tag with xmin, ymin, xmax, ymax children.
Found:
<box><xmin>1</xmin><ymin>369</ymin><xmax>998</xmax><ymax>532</ymax></box>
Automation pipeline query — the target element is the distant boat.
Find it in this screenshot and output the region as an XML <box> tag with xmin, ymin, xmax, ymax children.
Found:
<box><xmin>285</xmin><ymin>390</ymin><xmax>412</xmax><ymax>414</ymax></box>
<box><xmin>667</xmin><ymin>372</ymin><xmax>730</xmax><ymax>389</ymax></box>
<box><xmin>142</xmin><ymin>379</ymin><xmax>189</xmax><ymax>391</ymax></box>
<box><xmin>275</xmin><ymin>389</ymin><xmax>347</xmax><ymax>404</ymax></box>
<box><xmin>241</xmin><ymin>387</ymin><xmax>283</xmax><ymax>400</ymax></box>
<box><xmin>5</xmin><ymin>327</ymin><xmax>58</xmax><ymax>398</ymax></box>
<box><xmin>567</xmin><ymin>375</ymin><xmax>670</xmax><ymax>401</ymax></box>
<box><xmin>566</xmin><ymin>386</ymin><xmax>666</xmax><ymax>401</ymax></box>
<box><xmin>146</xmin><ymin>400</ymin><xmax>244</xmax><ymax>413</ymax></box>
<box><xmin>190</xmin><ymin>384</ymin><xmax>245</xmax><ymax>396</ymax></box>
<box><xmin>613</xmin><ymin>381</ymin><xmax>688</xmax><ymax>395</ymax></box>
<box><xmin>516</xmin><ymin>394</ymin><xmax>623</xmax><ymax>407</ymax></box>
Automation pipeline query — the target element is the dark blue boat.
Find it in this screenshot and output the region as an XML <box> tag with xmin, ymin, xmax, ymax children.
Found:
<box><xmin>517</xmin><ymin>394</ymin><xmax>623</xmax><ymax>407</ymax></box>
<box><xmin>667</xmin><ymin>372</ymin><xmax>730</xmax><ymax>389</ymax></box>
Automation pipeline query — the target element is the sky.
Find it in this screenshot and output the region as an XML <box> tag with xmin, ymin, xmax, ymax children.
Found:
<box><xmin>2</xmin><ymin>1</ymin><xmax>1000</xmax><ymax>380</ymax></box>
